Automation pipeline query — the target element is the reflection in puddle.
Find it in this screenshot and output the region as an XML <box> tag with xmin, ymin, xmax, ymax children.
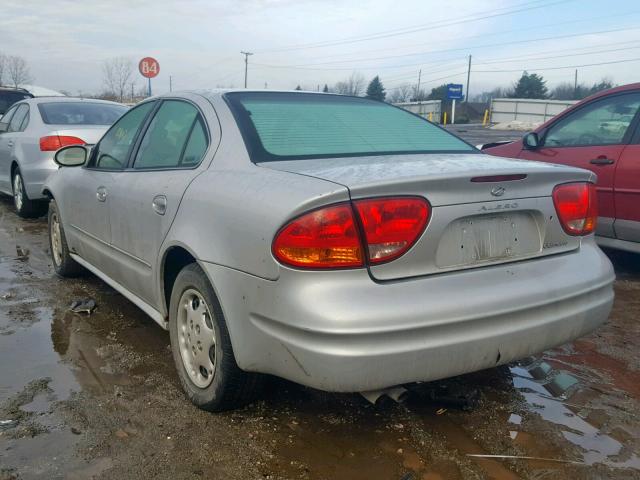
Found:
<box><xmin>510</xmin><ymin>366</ymin><xmax>640</xmax><ymax>469</ymax></box>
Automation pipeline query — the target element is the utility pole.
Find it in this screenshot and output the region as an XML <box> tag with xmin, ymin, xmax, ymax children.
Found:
<box><xmin>415</xmin><ymin>69</ymin><xmax>422</xmax><ymax>100</ymax></box>
<box><xmin>465</xmin><ymin>55</ymin><xmax>472</xmax><ymax>103</ymax></box>
<box><xmin>241</xmin><ymin>51</ymin><xmax>253</xmax><ymax>88</ymax></box>
<box><xmin>574</xmin><ymin>69</ymin><xmax>578</xmax><ymax>99</ymax></box>
<box><xmin>169</xmin><ymin>75</ymin><xmax>173</xmax><ymax>92</ymax></box>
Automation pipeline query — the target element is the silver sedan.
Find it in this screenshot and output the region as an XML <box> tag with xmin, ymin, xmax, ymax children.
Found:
<box><xmin>44</xmin><ymin>90</ymin><xmax>615</xmax><ymax>411</ymax></box>
<box><xmin>0</xmin><ymin>97</ymin><xmax>127</xmax><ymax>217</ymax></box>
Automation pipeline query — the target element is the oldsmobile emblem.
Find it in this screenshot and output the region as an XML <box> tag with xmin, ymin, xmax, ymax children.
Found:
<box><xmin>490</xmin><ymin>186</ymin><xmax>506</xmax><ymax>197</ymax></box>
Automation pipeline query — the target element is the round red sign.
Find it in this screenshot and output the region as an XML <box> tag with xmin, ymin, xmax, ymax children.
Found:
<box><xmin>139</xmin><ymin>57</ymin><xmax>160</xmax><ymax>78</ymax></box>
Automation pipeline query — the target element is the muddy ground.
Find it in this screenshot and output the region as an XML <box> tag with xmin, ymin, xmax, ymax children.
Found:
<box><xmin>0</xmin><ymin>188</ymin><xmax>639</xmax><ymax>479</ymax></box>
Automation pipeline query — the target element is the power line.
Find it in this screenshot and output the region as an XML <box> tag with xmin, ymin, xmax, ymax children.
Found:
<box><xmin>475</xmin><ymin>44</ymin><xmax>640</xmax><ymax>66</ymax></box>
<box><xmin>473</xmin><ymin>57</ymin><xmax>640</xmax><ymax>73</ymax></box>
<box><xmin>256</xmin><ymin>0</ymin><xmax>571</xmax><ymax>53</ymax></box>
<box><xmin>260</xmin><ymin>10</ymin><xmax>640</xmax><ymax>64</ymax></box>
<box><xmin>253</xmin><ymin>26</ymin><xmax>640</xmax><ymax>69</ymax></box>
<box><xmin>386</xmin><ymin>72</ymin><xmax>468</xmax><ymax>91</ymax></box>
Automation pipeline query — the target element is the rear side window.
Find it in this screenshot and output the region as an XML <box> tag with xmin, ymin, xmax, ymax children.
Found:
<box><xmin>181</xmin><ymin>118</ymin><xmax>208</xmax><ymax>166</ymax></box>
<box><xmin>8</xmin><ymin>104</ymin><xmax>28</xmax><ymax>132</ymax></box>
<box><xmin>134</xmin><ymin>100</ymin><xmax>207</xmax><ymax>169</ymax></box>
<box><xmin>225</xmin><ymin>92</ymin><xmax>474</xmax><ymax>162</ymax></box>
<box><xmin>38</xmin><ymin>102</ymin><xmax>127</xmax><ymax>125</ymax></box>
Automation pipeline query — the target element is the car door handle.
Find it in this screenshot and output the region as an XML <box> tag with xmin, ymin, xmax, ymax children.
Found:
<box><xmin>96</xmin><ymin>187</ymin><xmax>107</xmax><ymax>202</ymax></box>
<box><xmin>589</xmin><ymin>157</ymin><xmax>615</xmax><ymax>165</ymax></box>
<box><xmin>7</xmin><ymin>141</ymin><xmax>14</xmax><ymax>147</ymax></box>
<box><xmin>152</xmin><ymin>195</ymin><xmax>167</xmax><ymax>215</ymax></box>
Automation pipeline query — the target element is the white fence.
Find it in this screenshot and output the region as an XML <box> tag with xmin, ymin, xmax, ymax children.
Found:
<box><xmin>394</xmin><ymin>100</ymin><xmax>441</xmax><ymax>123</ymax></box>
<box><xmin>490</xmin><ymin>98</ymin><xmax>577</xmax><ymax>124</ymax></box>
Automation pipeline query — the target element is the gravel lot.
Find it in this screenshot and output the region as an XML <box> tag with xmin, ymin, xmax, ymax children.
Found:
<box><xmin>1</xmin><ymin>129</ymin><xmax>639</xmax><ymax>479</ymax></box>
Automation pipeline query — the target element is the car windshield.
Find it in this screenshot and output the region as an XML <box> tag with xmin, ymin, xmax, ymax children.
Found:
<box><xmin>225</xmin><ymin>92</ymin><xmax>474</xmax><ymax>162</ymax></box>
<box><xmin>38</xmin><ymin>102</ymin><xmax>128</xmax><ymax>125</ymax></box>
<box><xmin>0</xmin><ymin>91</ymin><xmax>32</xmax><ymax>115</ymax></box>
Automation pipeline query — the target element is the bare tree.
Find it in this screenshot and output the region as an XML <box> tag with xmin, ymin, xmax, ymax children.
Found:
<box><xmin>334</xmin><ymin>72</ymin><xmax>366</xmax><ymax>96</ymax></box>
<box><xmin>471</xmin><ymin>87</ymin><xmax>508</xmax><ymax>103</ymax></box>
<box><xmin>387</xmin><ymin>83</ymin><xmax>414</xmax><ymax>103</ymax></box>
<box><xmin>0</xmin><ymin>53</ymin><xmax>6</xmax><ymax>86</ymax></box>
<box><xmin>6</xmin><ymin>55</ymin><xmax>32</xmax><ymax>88</ymax></box>
<box><xmin>102</xmin><ymin>57</ymin><xmax>133</xmax><ymax>103</ymax></box>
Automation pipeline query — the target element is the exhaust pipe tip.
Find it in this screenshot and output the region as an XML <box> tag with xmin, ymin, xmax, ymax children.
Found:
<box><xmin>360</xmin><ymin>386</ymin><xmax>409</xmax><ymax>405</ymax></box>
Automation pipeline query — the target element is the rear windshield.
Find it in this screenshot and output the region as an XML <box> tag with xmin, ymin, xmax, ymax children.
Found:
<box><xmin>224</xmin><ymin>92</ymin><xmax>474</xmax><ymax>162</ymax></box>
<box><xmin>0</xmin><ymin>91</ymin><xmax>32</xmax><ymax>115</ymax></box>
<box><xmin>38</xmin><ymin>102</ymin><xmax>128</xmax><ymax>125</ymax></box>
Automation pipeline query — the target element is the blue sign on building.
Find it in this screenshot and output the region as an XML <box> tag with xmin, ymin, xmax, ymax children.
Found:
<box><xmin>447</xmin><ymin>83</ymin><xmax>464</xmax><ymax>100</ymax></box>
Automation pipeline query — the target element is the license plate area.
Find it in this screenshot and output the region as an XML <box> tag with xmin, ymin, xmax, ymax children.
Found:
<box><xmin>435</xmin><ymin>211</ymin><xmax>542</xmax><ymax>268</ymax></box>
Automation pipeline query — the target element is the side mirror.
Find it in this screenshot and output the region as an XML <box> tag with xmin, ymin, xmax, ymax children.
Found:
<box><xmin>523</xmin><ymin>132</ymin><xmax>540</xmax><ymax>150</ymax></box>
<box><xmin>0</xmin><ymin>123</ymin><xmax>8</xmax><ymax>134</ymax></box>
<box><xmin>54</xmin><ymin>145</ymin><xmax>87</xmax><ymax>167</ymax></box>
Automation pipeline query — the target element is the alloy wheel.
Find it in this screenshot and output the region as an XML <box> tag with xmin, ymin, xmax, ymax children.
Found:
<box><xmin>177</xmin><ymin>288</ymin><xmax>216</xmax><ymax>388</ymax></box>
<box><xmin>13</xmin><ymin>174</ymin><xmax>23</xmax><ymax>212</ymax></box>
<box><xmin>50</xmin><ymin>211</ymin><xmax>63</xmax><ymax>266</ymax></box>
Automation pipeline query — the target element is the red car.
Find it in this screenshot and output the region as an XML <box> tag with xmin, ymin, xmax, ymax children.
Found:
<box><xmin>483</xmin><ymin>83</ymin><xmax>640</xmax><ymax>253</ymax></box>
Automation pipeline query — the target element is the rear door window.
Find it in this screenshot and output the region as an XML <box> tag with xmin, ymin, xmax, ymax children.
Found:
<box><xmin>0</xmin><ymin>105</ymin><xmax>18</xmax><ymax>126</ymax></box>
<box><xmin>133</xmin><ymin>100</ymin><xmax>207</xmax><ymax>169</ymax></box>
<box><xmin>90</xmin><ymin>101</ymin><xmax>155</xmax><ymax>170</ymax></box>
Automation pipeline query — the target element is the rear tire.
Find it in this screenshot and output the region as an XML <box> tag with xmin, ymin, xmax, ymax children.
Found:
<box><xmin>169</xmin><ymin>263</ymin><xmax>261</xmax><ymax>411</ymax></box>
<box><xmin>48</xmin><ymin>199</ymin><xmax>82</xmax><ymax>277</ymax></box>
<box><xmin>12</xmin><ymin>168</ymin><xmax>47</xmax><ymax>218</ymax></box>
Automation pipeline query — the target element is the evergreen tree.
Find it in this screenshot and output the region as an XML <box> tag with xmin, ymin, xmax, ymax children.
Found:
<box><xmin>427</xmin><ymin>84</ymin><xmax>450</xmax><ymax>102</ymax></box>
<box><xmin>365</xmin><ymin>76</ymin><xmax>386</xmax><ymax>101</ymax></box>
<box><xmin>509</xmin><ymin>72</ymin><xmax>548</xmax><ymax>99</ymax></box>
<box><xmin>322</xmin><ymin>84</ymin><xmax>329</xmax><ymax>93</ymax></box>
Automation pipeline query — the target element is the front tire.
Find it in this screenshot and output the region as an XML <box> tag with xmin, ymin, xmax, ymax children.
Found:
<box><xmin>13</xmin><ymin>169</ymin><xmax>47</xmax><ymax>218</ymax></box>
<box><xmin>169</xmin><ymin>263</ymin><xmax>261</xmax><ymax>411</ymax></box>
<box><xmin>48</xmin><ymin>200</ymin><xmax>82</xmax><ymax>277</ymax></box>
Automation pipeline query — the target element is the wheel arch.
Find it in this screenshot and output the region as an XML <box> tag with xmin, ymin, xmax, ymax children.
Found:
<box><xmin>160</xmin><ymin>243</ymin><xmax>201</xmax><ymax>318</ymax></box>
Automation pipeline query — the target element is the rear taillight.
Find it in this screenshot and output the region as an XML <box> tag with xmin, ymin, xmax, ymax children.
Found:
<box><xmin>39</xmin><ymin>135</ymin><xmax>85</xmax><ymax>151</ymax></box>
<box><xmin>273</xmin><ymin>197</ymin><xmax>430</xmax><ymax>269</ymax></box>
<box><xmin>353</xmin><ymin>197</ymin><xmax>430</xmax><ymax>264</ymax></box>
<box><xmin>273</xmin><ymin>203</ymin><xmax>364</xmax><ymax>268</ymax></box>
<box><xmin>553</xmin><ymin>182</ymin><xmax>598</xmax><ymax>236</ymax></box>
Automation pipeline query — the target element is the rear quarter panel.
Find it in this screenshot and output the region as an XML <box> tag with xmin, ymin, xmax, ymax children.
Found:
<box><xmin>161</xmin><ymin>164</ymin><xmax>349</xmax><ymax>280</ymax></box>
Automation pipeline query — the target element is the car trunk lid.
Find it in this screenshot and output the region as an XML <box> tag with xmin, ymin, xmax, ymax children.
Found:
<box><xmin>262</xmin><ymin>153</ymin><xmax>594</xmax><ymax>280</ymax></box>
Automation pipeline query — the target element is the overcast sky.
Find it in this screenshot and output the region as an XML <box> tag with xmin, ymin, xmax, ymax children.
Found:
<box><xmin>1</xmin><ymin>0</ymin><xmax>639</xmax><ymax>97</ymax></box>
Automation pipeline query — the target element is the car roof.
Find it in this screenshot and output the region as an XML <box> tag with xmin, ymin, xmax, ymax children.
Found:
<box><xmin>22</xmin><ymin>96</ymin><xmax>126</xmax><ymax>106</ymax></box>
<box><xmin>146</xmin><ymin>89</ymin><xmax>348</xmax><ymax>102</ymax></box>
<box><xmin>0</xmin><ymin>86</ymin><xmax>33</xmax><ymax>95</ymax></box>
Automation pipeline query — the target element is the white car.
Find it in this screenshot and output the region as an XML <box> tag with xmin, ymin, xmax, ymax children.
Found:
<box><xmin>0</xmin><ymin>97</ymin><xmax>127</xmax><ymax>217</ymax></box>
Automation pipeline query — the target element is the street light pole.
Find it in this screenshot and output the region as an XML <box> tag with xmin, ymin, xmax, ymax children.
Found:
<box><xmin>241</xmin><ymin>51</ymin><xmax>253</xmax><ymax>88</ymax></box>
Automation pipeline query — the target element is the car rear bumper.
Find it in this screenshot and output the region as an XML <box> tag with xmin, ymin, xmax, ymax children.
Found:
<box><xmin>202</xmin><ymin>239</ymin><xmax>614</xmax><ymax>392</ymax></box>
<box><xmin>24</xmin><ymin>159</ymin><xmax>57</xmax><ymax>200</ymax></box>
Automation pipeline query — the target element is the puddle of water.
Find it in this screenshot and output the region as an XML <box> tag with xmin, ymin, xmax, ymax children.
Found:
<box><xmin>0</xmin><ymin>308</ymin><xmax>79</xmax><ymax>404</ymax></box>
<box><xmin>510</xmin><ymin>366</ymin><xmax>640</xmax><ymax>469</ymax></box>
